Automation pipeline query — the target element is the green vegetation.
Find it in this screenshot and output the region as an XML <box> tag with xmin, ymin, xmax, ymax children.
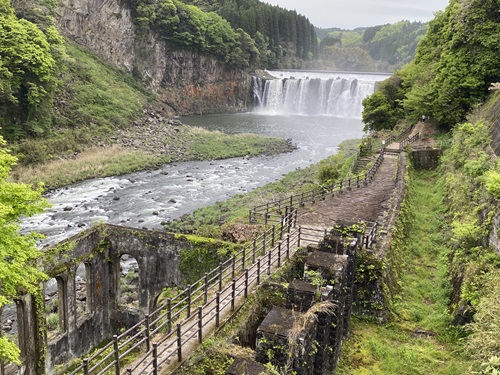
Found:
<box><xmin>1</xmin><ymin>0</ymin><xmax>314</xmax><ymax>176</ymax></box>
<box><xmin>0</xmin><ymin>135</ymin><xmax>49</xmax><ymax>363</ymax></box>
<box><xmin>176</xmin><ymin>234</ymin><xmax>242</xmax><ymax>284</ymax></box>
<box><xmin>314</xmin><ymin>21</ymin><xmax>427</xmax><ymax>72</ymax></box>
<box><xmin>11</xmin><ymin>146</ymin><xmax>170</xmax><ymax>191</ymax></box>
<box><xmin>362</xmin><ymin>0</ymin><xmax>500</xmax><ymax>130</ymax></box>
<box><xmin>10</xmin><ymin>126</ymin><xmax>294</xmax><ymax>191</ymax></box>
<box><xmin>337</xmin><ymin>169</ymin><xmax>471</xmax><ymax>374</ymax></box>
<box><xmin>56</xmin><ymin>41</ymin><xmax>150</xmax><ymax>132</ymax></box>
<box><xmin>3</xmin><ymin>30</ymin><xmax>295</xmax><ymax>191</ymax></box>
<box><xmin>134</xmin><ymin>0</ymin><xmax>318</xmax><ymax>68</ymax></box>
<box><xmin>438</xmin><ymin>112</ymin><xmax>500</xmax><ymax>372</ymax></box>
<box><xmin>187</xmin><ymin>129</ymin><xmax>294</xmax><ymax>160</ymax></box>
<box><xmin>362</xmin><ymin>74</ymin><xmax>405</xmax><ymax>131</ymax></box>
<box><xmin>363</xmin><ymin>21</ymin><xmax>428</xmax><ymax>68</ymax></box>
<box><xmin>0</xmin><ymin>0</ymin><xmax>63</xmax><ymax>140</ymax></box>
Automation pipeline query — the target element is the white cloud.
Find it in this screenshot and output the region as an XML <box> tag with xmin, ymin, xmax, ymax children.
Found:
<box><xmin>264</xmin><ymin>0</ymin><xmax>449</xmax><ymax>29</ymax></box>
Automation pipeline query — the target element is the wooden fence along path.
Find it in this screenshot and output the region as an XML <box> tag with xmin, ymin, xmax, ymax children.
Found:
<box><xmin>68</xmin><ymin>130</ymin><xmax>422</xmax><ymax>375</ymax></box>
<box><xmin>249</xmin><ymin>149</ymin><xmax>385</xmax><ymax>225</ymax></box>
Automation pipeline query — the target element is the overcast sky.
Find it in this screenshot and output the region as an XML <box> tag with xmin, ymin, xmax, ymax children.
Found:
<box><xmin>264</xmin><ymin>0</ymin><xmax>450</xmax><ymax>29</ymax></box>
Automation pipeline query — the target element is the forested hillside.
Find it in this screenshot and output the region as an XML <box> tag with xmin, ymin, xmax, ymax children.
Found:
<box><xmin>362</xmin><ymin>0</ymin><xmax>500</xmax><ymax>130</ymax></box>
<box><xmin>175</xmin><ymin>0</ymin><xmax>318</xmax><ymax>66</ymax></box>
<box><xmin>314</xmin><ymin>21</ymin><xmax>427</xmax><ymax>72</ymax></box>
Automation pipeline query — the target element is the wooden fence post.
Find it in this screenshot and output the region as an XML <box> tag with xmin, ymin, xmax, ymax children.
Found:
<box><xmin>83</xmin><ymin>359</ymin><xmax>89</xmax><ymax>375</ymax></box>
<box><xmin>277</xmin><ymin>241</ymin><xmax>282</xmax><ymax>268</ymax></box>
<box><xmin>198</xmin><ymin>307</ymin><xmax>203</xmax><ymax>343</ymax></box>
<box><xmin>231</xmin><ymin>279</ymin><xmax>236</xmax><ymax>311</ymax></box>
<box><xmin>263</xmin><ymin>232</ymin><xmax>267</xmax><ymax>254</ymax></box>
<box><xmin>187</xmin><ymin>285</ymin><xmax>192</xmax><ymax>318</ymax></box>
<box><xmin>216</xmin><ymin>292</ymin><xmax>220</xmax><ymax>327</ymax></box>
<box><xmin>244</xmin><ymin>269</ymin><xmax>249</xmax><ymax>298</ymax></box>
<box><xmin>177</xmin><ymin>324</ymin><xmax>182</xmax><ymax>362</ymax></box>
<box><xmin>242</xmin><ymin>248</ymin><xmax>246</xmax><ymax>271</ymax></box>
<box><xmin>298</xmin><ymin>226</ymin><xmax>302</xmax><ymax>248</ymax></box>
<box><xmin>153</xmin><ymin>343</ymin><xmax>158</xmax><ymax>375</ymax></box>
<box><xmin>145</xmin><ymin>314</ymin><xmax>151</xmax><ymax>352</ymax></box>
<box><xmin>113</xmin><ymin>335</ymin><xmax>120</xmax><ymax>375</ymax></box>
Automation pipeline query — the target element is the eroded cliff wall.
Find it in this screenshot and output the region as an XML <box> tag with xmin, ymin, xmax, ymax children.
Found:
<box><xmin>55</xmin><ymin>0</ymin><xmax>250</xmax><ymax>115</ymax></box>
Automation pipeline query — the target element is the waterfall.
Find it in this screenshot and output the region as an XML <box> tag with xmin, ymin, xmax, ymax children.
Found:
<box><xmin>253</xmin><ymin>71</ymin><xmax>388</xmax><ymax>118</ymax></box>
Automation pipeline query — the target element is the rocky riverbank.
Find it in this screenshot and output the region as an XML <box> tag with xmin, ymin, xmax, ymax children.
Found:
<box><xmin>11</xmin><ymin>108</ymin><xmax>296</xmax><ymax>190</ymax></box>
<box><xmin>112</xmin><ymin>107</ymin><xmax>295</xmax><ymax>159</ymax></box>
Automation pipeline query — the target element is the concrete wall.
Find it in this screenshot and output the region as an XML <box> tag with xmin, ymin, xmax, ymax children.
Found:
<box><xmin>12</xmin><ymin>224</ymin><xmax>194</xmax><ymax>375</ymax></box>
<box><xmin>411</xmin><ymin>148</ymin><xmax>443</xmax><ymax>170</ymax></box>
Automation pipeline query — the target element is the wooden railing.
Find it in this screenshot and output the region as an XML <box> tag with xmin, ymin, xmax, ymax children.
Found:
<box><xmin>67</xmin><ymin>216</ymin><xmax>378</xmax><ymax>375</ymax></box>
<box><xmin>249</xmin><ymin>150</ymin><xmax>385</xmax><ymax>225</ymax></box>
<box><xmin>399</xmin><ymin>132</ymin><xmax>420</xmax><ymax>150</ymax></box>
<box><xmin>68</xmin><ymin>209</ymin><xmax>300</xmax><ymax>375</ymax></box>
<box><xmin>348</xmin><ymin>135</ymin><xmax>371</xmax><ymax>175</ymax></box>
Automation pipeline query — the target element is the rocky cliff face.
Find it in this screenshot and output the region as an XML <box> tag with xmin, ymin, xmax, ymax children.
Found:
<box><xmin>55</xmin><ymin>0</ymin><xmax>250</xmax><ymax>115</ymax></box>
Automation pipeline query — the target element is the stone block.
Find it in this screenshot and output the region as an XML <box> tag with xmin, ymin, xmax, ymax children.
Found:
<box><xmin>226</xmin><ymin>358</ymin><xmax>271</xmax><ymax>375</ymax></box>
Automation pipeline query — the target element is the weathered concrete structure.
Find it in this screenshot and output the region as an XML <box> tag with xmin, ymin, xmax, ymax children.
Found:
<box><xmin>247</xmin><ymin>229</ymin><xmax>359</xmax><ymax>375</ymax></box>
<box><xmin>410</xmin><ymin>147</ymin><xmax>443</xmax><ymax>169</ymax></box>
<box><xmin>10</xmin><ymin>224</ymin><xmax>202</xmax><ymax>374</ymax></box>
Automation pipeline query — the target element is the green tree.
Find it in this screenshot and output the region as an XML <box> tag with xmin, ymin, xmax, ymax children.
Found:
<box><xmin>0</xmin><ymin>134</ymin><xmax>49</xmax><ymax>363</ymax></box>
<box><xmin>362</xmin><ymin>91</ymin><xmax>395</xmax><ymax>131</ymax></box>
<box><xmin>401</xmin><ymin>0</ymin><xmax>500</xmax><ymax>127</ymax></box>
<box><xmin>362</xmin><ymin>74</ymin><xmax>404</xmax><ymax>131</ymax></box>
<box><xmin>0</xmin><ymin>0</ymin><xmax>58</xmax><ymax>139</ymax></box>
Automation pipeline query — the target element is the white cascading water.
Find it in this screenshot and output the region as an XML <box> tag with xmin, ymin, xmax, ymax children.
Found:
<box><xmin>253</xmin><ymin>70</ymin><xmax>389</xmax><ymax>119</ymax></box>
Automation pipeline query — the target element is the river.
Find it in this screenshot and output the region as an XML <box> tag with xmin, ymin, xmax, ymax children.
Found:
<box><xmin>21</xmin><ymin>113</ymin><xmax>365</xmax><ymax>247</ymax></box>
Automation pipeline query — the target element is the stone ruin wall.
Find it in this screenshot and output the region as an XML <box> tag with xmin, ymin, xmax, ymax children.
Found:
<box><xmin>7</xmin><ymin>225</ymin><xmax>195</xmax><ymax>375</ymax></box>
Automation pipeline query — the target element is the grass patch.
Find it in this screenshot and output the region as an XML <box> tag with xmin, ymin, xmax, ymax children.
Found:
<box><xmin>56</xmin><ymin>39</ymin><xmax>151</xmax><ymax>131</ymax></box>
<box><xmin>186</xmin><ymin>128</ymin><xmax>294</xmax><ymax>159</ymax></box>
<box><xmin>10</xmin><ymin>146</ymin><xmax>170</xmax><ymax>190</ymax></box>
<box><xmin>337</xmin><ymin>169</ymin><xmax>471</xmax><ymax>374</ymax></box>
